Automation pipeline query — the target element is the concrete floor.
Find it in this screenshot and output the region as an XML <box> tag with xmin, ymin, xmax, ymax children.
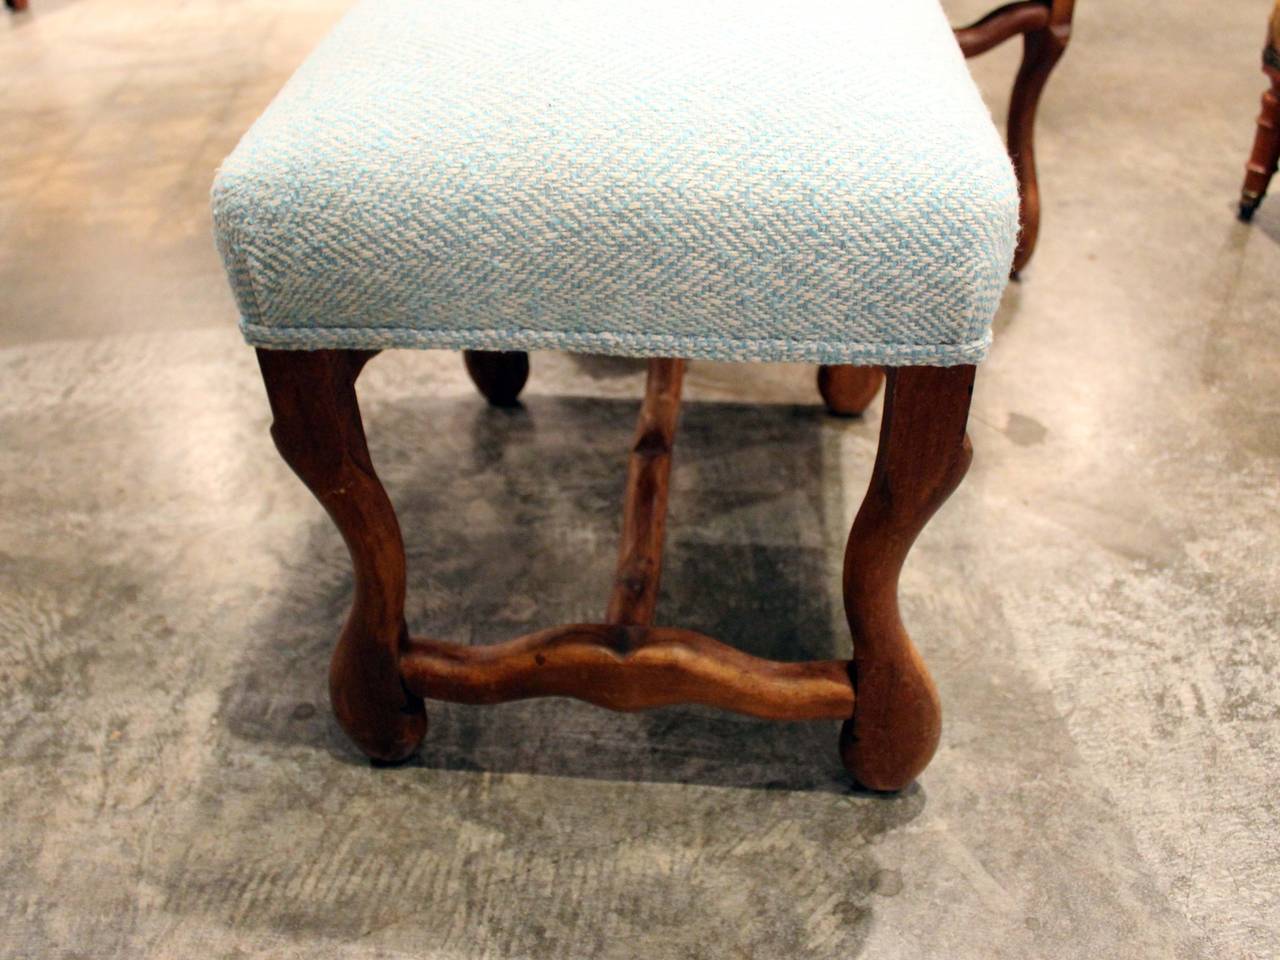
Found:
<box><xmin>2</xmin><ymin>0</ymin><xmax>1278</xmax><ymax>957</ymax></box>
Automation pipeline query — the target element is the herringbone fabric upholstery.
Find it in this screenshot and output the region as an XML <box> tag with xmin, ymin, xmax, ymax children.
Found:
<box><xmin>213</xmin><ymin>0</ymin><xmax>1018</xmax><ymax>365</ymax></box>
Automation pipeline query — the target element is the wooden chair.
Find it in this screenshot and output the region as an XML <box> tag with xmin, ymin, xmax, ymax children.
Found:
<box><xmin>1239</xmin><ymin>1</ymin><xmax>1280</xmax><ymax>222</ymax></box>
<box><xmin>217</xmin><ymin>0</ymin><xmax>1021</xmax><ymax>791</ymax></box>
<box><xmin>819</xmin><ymin>0</ymin><xmax>1075</xmax><ymax>418</ymax></box>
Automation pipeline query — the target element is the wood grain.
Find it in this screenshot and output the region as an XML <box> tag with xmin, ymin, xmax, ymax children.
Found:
<box><xmin>257</xmin><ymin>348</ymin><xmax>427</xmax><ymax>764</ymax></box>
<box><xmin>606</xmin><ymin>358</ymin><xmax>685</xmax><ymax>626</ymax></box>
<box><xmin>839</xmin><ymin>365</ymin><xmax>975</xmax><ymax>791</ymax></box>
<box><xmin>400</xmin><ymin>623</ymin><xmax>855</xmax><ymax>721</ymax></box>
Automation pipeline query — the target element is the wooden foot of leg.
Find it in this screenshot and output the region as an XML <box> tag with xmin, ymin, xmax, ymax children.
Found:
<box><xmin>257</xmin><ymin>349</ymin><xmax>427</xmax><ymax>763</ymax></box>
<box><xmin>839</xmin><ymin>365</ymin><xmax>975</xmax><ymax>791</ymax></box>
<box><xmin>1240</xmin><ymin>68</ymin><xmax>1280</xmax><ymax>222</ymax></box>
<box><xmin>1007</xmin><ymin>20</ymin><xmax>1070</xmax><ymax>273</ymax></box>
<box><xmin>817</xmin><ymin>365</ymin><xmax>884</xmax><ymax>417</ymax></box>
<box><xmin>464</xmin><ymin>350</ymin><xmax>529</xmax><ymax>407</ymax></box>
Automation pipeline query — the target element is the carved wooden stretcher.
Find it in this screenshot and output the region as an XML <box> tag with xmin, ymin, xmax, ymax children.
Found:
<box><xmin>258</xmin><ymin>349</ymin><xmax>974</xmax><ymax>792</ymax></box>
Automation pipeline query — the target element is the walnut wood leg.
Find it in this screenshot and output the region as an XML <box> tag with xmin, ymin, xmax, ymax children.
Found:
<box><xmin>1240</xmin><ymin>68</ymin><xmax>1280</xmax><ymax>222</ymax></box>
<box><xmin>839</xmin><ymin>365</ymin><xmax>975</xmax><ymax>791</ymax></box>
<box><xmin>817</xmin><ymin>365</ymin><xmax>885</xmax><ymax>417</ymax></box>
<box><xmin>257</xmin><ymin>348</ymin><xmax>427</xmax><ymax>764</ymax></box>
<box><xmin>1007</xmin><ymin>20</ymin><xmax>1070</xmax><ymax>274</ymax></box>
<box><xmin>402</xmin><ymin>624</ymin><xmax>854</xmax><ymax>720</ymax></box>
<box><xmin>464</xmin><ymin>349</ymin><xmax>529</xmax><ymax>407</ymax></box>
<box><xmin>954</xmin><ymin>1</ymin><xmax>1050</xmax><ymax>58</ymax></box>
<box><xmin>606</xmin><ymin>358</ymin><xmax>685</xmax><ymax>626</ymax></box>
<box><xmin>5</xmin><ymin>0</ymin><xmax>30</xmax><ymax>12</ymax></box>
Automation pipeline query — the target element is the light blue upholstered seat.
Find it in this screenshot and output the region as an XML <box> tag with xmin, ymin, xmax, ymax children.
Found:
<box><xmin>213</xmin><ymin>0</ymin><xmax>1018</xmax><ymax>365</ymax></box>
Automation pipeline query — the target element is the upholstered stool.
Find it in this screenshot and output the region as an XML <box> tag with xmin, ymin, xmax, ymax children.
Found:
<box><xmin>214</xmin><ymin>0</ymin><xmax>1019</xmax><ymax>791</ymax></box>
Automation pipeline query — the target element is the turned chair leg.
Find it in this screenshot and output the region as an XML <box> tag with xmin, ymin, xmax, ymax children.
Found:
<box><xmin>464</xmin><ymin>349</ymin><xmax>529</xmax><ymax>407</ymax></box>
<box><xmin>1240</xmin><ymin>68</ymin><xmax>1280</xmax><ymax>222</ymax></box>
<box><xmin>1007</xmin><ymin>20</ymin><xmax>1070</xmax><ymax>274</ymax></box>
<box><xmin>257</xmin><ymin>348</ymin><xmax>427</xmax><ymax>764</ymax></box>
<box><xmin>839</xmin><ymin>365</ymin><xmax>974</xmax><ymax>791</ymax></box>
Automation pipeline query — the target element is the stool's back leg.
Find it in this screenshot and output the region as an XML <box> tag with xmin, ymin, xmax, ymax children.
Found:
<box><xmin>257</xmin><ymin>348</ymin><xmax>427</xmax><ymax>763</ymax></box>
<box><xmin>464</xmin><ymin>349</ymin><xmax>530</xmax><ymax>407</ymax></box>
<box><xmin>839</xmin><ymin>364</ymin><xmax>975</xmax><ymax>791</ymax></box>
<box><xmin>817</xmin><ymin>364</ymin><xmax>885</xmax><ymax>417</ymax></box>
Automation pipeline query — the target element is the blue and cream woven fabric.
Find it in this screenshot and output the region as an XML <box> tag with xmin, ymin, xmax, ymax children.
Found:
<box><xmin>213</xmin><ymin>0</ymin><xmax>1018</xmax><ymax>365</ymax></box>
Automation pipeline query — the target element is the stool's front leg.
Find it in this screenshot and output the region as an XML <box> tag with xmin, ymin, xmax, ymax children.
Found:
<box><xmin>839</xmin><ymin>365</ymin><xmax>974</xmax><ymax>791</ymax></box>
<box><xmin>257</xmin><ymin>349</ymin><xmax>427</xmax><ymax>763</ymax></box>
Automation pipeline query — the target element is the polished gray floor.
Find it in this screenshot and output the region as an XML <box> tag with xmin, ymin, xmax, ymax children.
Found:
<box><xmin>2</xmin><ymin>1</ymin><xmax>1278</xmax><ymax>958</ymax></box>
